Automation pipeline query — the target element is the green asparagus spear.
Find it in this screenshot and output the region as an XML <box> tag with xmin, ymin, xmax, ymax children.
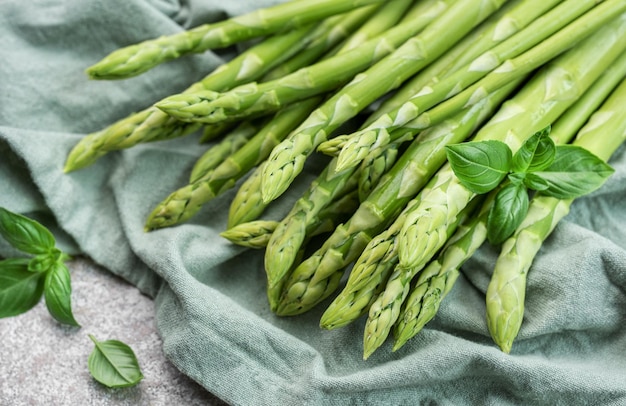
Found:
<box><xmin>87</xmin><ymin>0</ymin><xmax>387</xmax><ymax>79</ymax></box>
<box><xmin>227</xmin><ymin>161</ymin><xmax>269</xmax><ymax>228</ymax></box>
<box><xmin>156</xmin><ymin>0</ymin><xmax>450</xmax><ymax>124</ymax></box>
<box><xmin>276</xmin><ymin>82</ymin><xmax>519</xmax><ymax>317</ymax></box>
<box><xmin>361</xmin><ymin>197</ymin><xmax>482</xmax><ymax>359</ymax></box>
<box><xmin>317</xmin><ymin>195</ymin><xmax>425</xmax><ymax>328</ymax></box>
<box><xmin>260</xmin><ymin>0</ymin><xmax>507</xmax><ymax>204</ymax></box>
<box><xmin>396</xmin><ymin>14</ymin><xmax>626</xmax><ymax>274</ymax></box>
<box><xmin>220</xmin><ymin>190</ymin><xmax>360</xmax><ymax>249</ymax></box>
<box><xmin>190</xmin><ymin>120</ymin><xmax>265</xmax><ymax>184</ymax></box>
<box><xmin>146</xmin><ymin>1</ymin><xmax>411</xmax><ymax>230</ymax></box>
<box><xmin>333</xmin><ymin>0</ymin><xmax>609</xmax><ymax>172</ymax></box>
<box><xmin>392</xmin><ymin>195</ymin><xmax>493</xmax><ymax>351</ymax></box>
<box><xmin>361</xmin><ymin>0</ymin><xmax>514</xmax><ymax>126</ymax></box>
<box><xmin>486</xmin><ymin>56</ymin><xmax>626</xmax><ymax>354</ymax></box>
<box><xmin>145</xmin><ymin>97</ymin><xmax>322</xmax><ymax>230</ymax></box>
<box><xmin>264</xmin><ymin>157</ymin><xmax>360</xmax><ymax>289</ymax></box>
<box><xmin>357</xmin><ymin>141</ymin><xmax>401</xmax><ymax>202</ymax></box>
<box><xmin>399</xmin><ymin>1</ymin><xmax>626</xmax><ymax>133</ymax></box>
<box><xmin>64</xmin><ymin>24</ymin><xmax>321</xmax><ymax>172</ymax></box>
<box><xmin>220</xmin><ymin>220</ymin><xmax>279</xmax><ymax>249</ymax></box>
<box><xmin>261</xmin><ymin>1</ymin><xmax>403</xmax><ymax>81</ymax></box>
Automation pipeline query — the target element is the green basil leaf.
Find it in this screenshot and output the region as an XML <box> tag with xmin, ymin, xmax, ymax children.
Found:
<box><xmin>0</xmin><ymin>258</ymin><xmax>45</xmax><ymax>318</ymax></box>
<box><xmin>0</xmin><ymin>207</ymin><xmax>56</xmax><ymax>255</ymax></box>
<box><xmin>28</xmin><ymin>250</ymin><xmax>63</xmax><ymax>273</ymax></box>
<box><xmin>529</xmin><ymin>145</ymin><xmax>615</xmax><ymax>199</ymax></box>
<box><xmin>446</xmin><ymin>140</ymin><xmax>512</xmax><ymax>194</ymax></box>
<box><xmin>507</xmin><ymin>172</ymin><xmax>526</xmax><ymax>185</ymax></box>
<box><xmin>88</xmin><ymin>335</ymin><xmax>144</xmax><ymax>388</ymax></box>
<box><xmin>523</xmin><ymin>174</ymin><xmax>549</xmax><ymax>191</ymax></box>
<box><xmin>44</xmin><ymin>262</ymin><xmax>80</xmax><ymax>326</ymax></box>
<box><xmin>512</xmin><ymin>125</ymin><xmax>555</xmax><ymax>173</ymax></box>
<box><xmin>487</xmin><ymin>183</ymin><xmax>529</xmax><ymax>245</ymax></box>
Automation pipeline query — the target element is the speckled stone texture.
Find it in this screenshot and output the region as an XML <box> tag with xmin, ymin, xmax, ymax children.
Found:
<box><xmin>0</xmin><ymin>257</ymin><xmax>227</xmax><ymax>406</ymax></box>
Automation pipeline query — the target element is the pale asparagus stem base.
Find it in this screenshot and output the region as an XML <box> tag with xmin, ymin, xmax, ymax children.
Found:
<box><xmin>334</xmin><ymin>0</ymin><xmax>616</xmax><ymax>170</ymax></box>
<box><xmin>397</xmin><ymin>15</ymin><xmax>626</xmax><ymax>271</ymax></box>
<box><xmin>277</xmin><ymin>82</ymin><xmax>520</xmax><ymax>317</ymax></box>
<box><xmin>86</xmin><ymin>0</ymin><xmax>387</xmax><ymax>79</ymax></box>
<box><xmin>64</xmin><ymin>24</ymin><xmax>320</xmax><ymax>173</ymax></box>
<box><xmin>260</xmin><ymin>0</ymin><xmax>506</xmax><ymax>204</ymax></box>
<box><xmin>487</xmin><ymin>74</ymin><xmax>626</xmax><ymax>353</ymax></box>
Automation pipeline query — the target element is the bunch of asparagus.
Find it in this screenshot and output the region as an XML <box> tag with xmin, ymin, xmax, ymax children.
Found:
<box><xmin>65</xmin><ymin>0</ymin><xmax>626</xmax><ymax>358</ymax></box>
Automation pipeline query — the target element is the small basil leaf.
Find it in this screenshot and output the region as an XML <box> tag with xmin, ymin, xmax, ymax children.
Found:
<box><xmin>0</xmin><ymin>258</ymin><xmax>45</xmax><ymax>318</ymax></box>
<box><xmin>446</xmin><ymin>140</ymin><xmax>512</xmax><ymax>194</ymax></box>
<box><xmin>508</xmin><ymin>172</ymin><xmax>526</xmax><ymax>185</ymax></box>
<box><xmin>44</xmin><ymin>262</ymin><xmax>80</xmax><ymax>326</ymax></box>
<box><xmin>524</xmin><ymin>173</ymin><xmax>550</xmax><ymax>191</ymax></box>
<box><xmin>88</xmin><ymin>335</ymin><xmax>144</xmax><ymax>388</ymax></box>
<box><xmin>28</xmin><ymin>250</ymin><xmax>63</xmax><ymax>273</ymax></box>
<box><xmin>512</xmin><ymin>125</ymin><xmax>555</xmax><ymax>173</ymax></box>
<box><xmin>0</xmin><ymin>207</ymin><xmax>56</xmax><ymax>255</ymax></box>
<box><xmin>487</xmin><ymin>183</ymin><xmax>530</xmax><ymax>245</ymax></box>
<box><xmin>530</xmin><ymin>145</ymin><xmax>614</xmax><ymax>199</ymax></box>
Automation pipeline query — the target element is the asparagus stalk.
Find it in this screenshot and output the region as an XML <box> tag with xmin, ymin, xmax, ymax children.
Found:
<box><xmin>317</xmin><ymin>194</ymin><xmax>425</xmax><ymax>328</ymax></box>
<box><xmin>330</xmin><ymin>0</ymin><xmax>415</xmax><ymax>55</ymax></box>
<box><xmin>400</xmin><ymin>1</ymin><xmax>626</xmax><ymax>133</ymax></box>
<box><xmin>333</xmin><ymin>0</ymin><xmax>609</xmax><ymax>172</ymax></box>
<box><xmin>220</xmin><ymin>220</ymin><xmax>279</xmax><ymax>249</ymax></box>
<box><xmin>361</xmin><ymin>0</ymin><xmax>516</xmax><ymax>126</ymax></box>
<box><xmin>393</xmin><ymin>61</ymin><xmax>626</xmax><ymax>345</ymax></box>
<box><xmin>264</xmin><ymin>157</ymin><xmax>361</xmax><ymax>290</ymax></box>
<box><xmin>486</xmin><ymin>56</ymin><xmax>626</xmax><ymax>354</ymax></box>
<box><xmin>259</xmin><ymin>0</ymin><xmax>507</xmax><ymax>204</ymax></box>
<box><xmin>156</xmin><ymin>0</ymin><xmax>451</xmax><ymax>124</ymax></box>
<box><xmin>64</xmin><ymin>24</ymin><xmax>321</xmax><ymax>172</ymax></box>
<box><xmin>265</xmin><ymin>189</ymin><xmax>362</xmax><ymax>310</ymax></box>
<box><xmin>227</xmin><ymin>161</ymin><xmax>269</xmax><ymax>227</ymax></box>
<box><xmin>190</xmin><ymin>120</ymin><xmax>265</xmax><ymax>183</ymax></box>
<box><xmin>396</xmin><ymin>14</ymin><xmax>626</xmax><ymax>274</ymax></box>
<box><xmin>276</xmin><ymin>82</ymin><xmax>519</xmax><ymax>317</ymax></box>
<box><xmin>361</xmin><ymin>197</ymin><xmax>483</xmax><ymax>359</ymax></box>
<box><xmin>146</xmin><ymin>2</ymin><xmax>412</xmax><ymax>231</ymax></box>
<box><xmin>392</xmin><ymin>193</ymin><xmax>494</xmax><ymax>351</ymax></box>
<box><xmin>221</xmin><ymin>189</ymin><xmax>360</xmax><ymax>249</ymax></box>
<box><xmin>144</xmin><ymin>97</ymin><xmax>322</xmax><ymax>230</ymax></box>
<box><xmin>357</xmin><ymin>141</ymin><xmax>401</xmax><ymax>202</ymax></box>
<box><xmin>86</xmin><ymin>0</ymin><xmax>387</xmax><ymax>79</ymax></box>
<box><xmin>261</xmin><ymin>0</ymin><xmax>413</xmax><ymax>81</ymax></box>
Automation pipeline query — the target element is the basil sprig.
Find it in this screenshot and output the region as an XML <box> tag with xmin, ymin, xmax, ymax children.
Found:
<box><xmin>446</xmin><ymin>126</ymin><xmax>614</xmax><ymax>244</ymax></box>
<box><xmin>0</xmin><ymin>207</ymin><xmax>79</xmax><ymax>325</ymax></box>
<box><xmin>88</xmin><ymin>335</ymin><xmax>144</xmax><ymax>388</ymax></box>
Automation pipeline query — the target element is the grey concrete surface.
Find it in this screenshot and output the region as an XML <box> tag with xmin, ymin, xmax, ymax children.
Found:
<box><xmin>0</xmin><ymin>257</ymin><xmax>227</xmax><ymax>406</ymax></box>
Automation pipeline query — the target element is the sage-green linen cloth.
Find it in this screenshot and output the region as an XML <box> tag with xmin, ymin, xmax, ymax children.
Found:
<box><xmin>1</xmin><ymin>1</ymin><xmax>625</xmax><ymax>404</ymax></box>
